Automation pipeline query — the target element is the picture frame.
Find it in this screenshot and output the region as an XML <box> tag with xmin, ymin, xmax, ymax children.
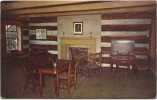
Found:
<box><xmin>36</xmin><ymin>28</ymin><xmax>47</xmax><ymax>39</ymax></box>
<box><xmin>73</xmin><ymin>22</ymin><xmax>83</xmax><ymax>34</ymax></box>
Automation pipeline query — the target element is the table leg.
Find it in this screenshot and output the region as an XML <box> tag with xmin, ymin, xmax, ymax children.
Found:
<box><xmin>111</xmin><ymin>63</ymin><xmax>113</xmax><ymax>71</ymax></box>
<box><xmin>39</xmin><ymin>73</ymin><xmax>43</xmax><ymax>96</ymax></box>
<box><xmin>54</xmin><ymin>76</ymin><xmax>59</xmax><ymax>96</ymax></box>
<box><xmin>116</xmin><ymin>64</ymin><xmax>119</xmax><ymax>71</ymax></box>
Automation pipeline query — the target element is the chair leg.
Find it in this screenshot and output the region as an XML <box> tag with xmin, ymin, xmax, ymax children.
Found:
<box><xmin>39</xmin><ymin>73</ymin><xmax>43</xmax><ymax>96</ymax></box>
<box><xmin>74</xmin><ymin>83</ymin><xmax>77</xmax><ymax>89</ymax></box>
<box><xmin>23</xmin><ymin>78</ymin><xmax>29</xmax><ymax>91</ymax></box>
<box><xmin>74</xmin><ymin>77</ymin><xmax>77</xmax><ymax>89</ymax></box>
<box><xmin>68</xmin><ymin>87</ymin><xmax>71</xmax><ymax>95</ymax></box>
<box><xmin>100</xmin><ymin>67</ymin><xmax>102</xmax><ymax>73</ymax></box>
<box><xmin>116</xmin><ymin>64</ymin><xmax>119</xmax><ymax>72</ymax></box>
<box><xmin>67</xmin><ymin>82</ymin><xmax>71</xmax><ymax>95</ymax></box>
<box><xmin>132</xmin><ymin>64</ymin><xmax>138</xmax><ymax>79</ymax></box>
<box><xmin>54</xmin><ymin>79</ymin><xmax>59</xmax><ymax>96</ymax></box>
<box><xmin>23</xmin><ymin>74</ymin><xmax>34</xmax><ymax>91</ymax></box>
<box><xmin>22</xmin><ymin>78</ymin><xmax>29</xmax><ymax>96</ymax></box>
<box><xmin>111</xmin><ymin>63</ymin><xmax>114</xmax><ymax>71</ymax></box>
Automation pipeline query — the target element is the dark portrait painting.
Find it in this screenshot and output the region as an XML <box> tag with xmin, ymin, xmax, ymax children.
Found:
<box><xmin>73</xmin><ymin>22</ymin><xmax>83</xmax><ymax>34</ymax></box>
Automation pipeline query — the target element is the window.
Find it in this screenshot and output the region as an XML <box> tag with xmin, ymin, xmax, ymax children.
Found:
<box><xmin>6</xmin><ymin>25</ymin><xmax>21</xmax><ymax>52</ymax></box>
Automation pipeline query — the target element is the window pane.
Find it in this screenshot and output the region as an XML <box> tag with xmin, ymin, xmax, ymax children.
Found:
<box><xmin>6</xmin><ymin>25</ymin><xmax>17</xmax><ymax>32</ymax></box>
<box><xmin>6</xmin><ymin>25</ymin><xmax>18</xmax><ymax>51</ymax></box>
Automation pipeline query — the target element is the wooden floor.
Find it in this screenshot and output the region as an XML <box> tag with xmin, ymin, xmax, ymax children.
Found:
<box><xmin>1</xmin><ymin>62</ymin><xmax>156</xmax><ymax>99</ymax></box>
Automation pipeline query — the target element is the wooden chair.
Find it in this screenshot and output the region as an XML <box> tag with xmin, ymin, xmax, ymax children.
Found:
<box><xmin>56</xmin><ymin>60</ymin><xmax>78</xmax><ymax>96</ymax></box>
<box><xmin>86</xmin><ymin>52</ymin><xmax>102</xmax><ymax>76</ymax></box>
<box><xmin>23</xmin><ymin>51</ymin><xmax>51</xmax><ymax>93</ymax></box>
<box><xmin>69</xmin><ymin>47</ymin><xmax>88</xmax><ymax>76</ymax></box>
<box><xmin>23</xmin><ymin>61</ymin><xmax>39</xmax><ymax>92</ymax></box>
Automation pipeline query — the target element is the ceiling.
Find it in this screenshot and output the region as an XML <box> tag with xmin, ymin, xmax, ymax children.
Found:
<box><xmin>2</xmin><ymin>1</ymin><xmax>156</xmax><ymax>20</ymax></box>
<box><xmin>3</xmin><ymin>1</ymin><xmax>95</xmax><ymax>10</ymax></box>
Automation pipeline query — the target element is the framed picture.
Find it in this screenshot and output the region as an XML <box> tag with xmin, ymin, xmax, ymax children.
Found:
<box><xmin>36</xmin><ymin>29</ymin><xmax>47</xmax><ymax>39</ymax></box>
<box><xmin>73</xmin><ymin>22</ymin><xmax>83</xmax><ymax>34</ymax></box>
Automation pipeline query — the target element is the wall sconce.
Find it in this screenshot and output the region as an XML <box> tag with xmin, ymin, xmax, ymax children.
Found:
<box><xmin>89</xmin><ymin>32</ymin><xmax>92</xmax><ymax>38</ymax></box>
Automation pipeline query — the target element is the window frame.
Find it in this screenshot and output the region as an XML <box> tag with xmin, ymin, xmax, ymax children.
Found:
<box><xmin>5</xmin><ymin>24</ymin><xmax>22</xmax><ymax>52</ymax></box>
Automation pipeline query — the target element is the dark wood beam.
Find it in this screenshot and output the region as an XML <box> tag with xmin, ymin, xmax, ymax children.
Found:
<box><xmin>101</xmin><ymin>47</ymin><xmax>149</xmax><ymax>55</ymax></box>
<box><xmin>28</xmin><ymin>16</ymin><xmax>57</xmax><ymax>23</ymax></box>
<box><xmin>29</xmin><ymin>26</ymin><xmax>57</xmax><ymax>30</ymax></box>
<box><xmin>30</xmin><ymin>44</ymin><xmax>58</xmax><ymax>50</ymax></box>
<box><xmin>101</xmin><ymin>24</ymin><xmax>150</xmax><ymax>31</ymax></box>
<box><xmin>101</xmin><ymin>36</ymin><xmax>149</xmax><ymax>43</ymax></box>
<box><xmin>101</xmin><ymin>11</ymin><xmax>154</xmax><ymax>19</ymax></box>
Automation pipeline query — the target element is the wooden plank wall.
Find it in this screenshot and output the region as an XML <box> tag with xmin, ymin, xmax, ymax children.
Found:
<box><xmin>28</xmin><ymin>17</ymin><xmax>58</xmax><ymax>58</ymax></box>
<box><xmin>101</xmin><ymin>12</ymin><xmax>152</xmax><ymax>70</ymax></box>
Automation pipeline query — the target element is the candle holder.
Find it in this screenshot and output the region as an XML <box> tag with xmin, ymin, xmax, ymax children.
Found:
<box><xmin>89</xmin><ymin>32</ymin><xmax>92</xmax><ymax>38</ymax></box>
<box><xmin>53</xmin><ymin>61</ymin><xmax>57</xmax><ymax>74</ymax></box>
